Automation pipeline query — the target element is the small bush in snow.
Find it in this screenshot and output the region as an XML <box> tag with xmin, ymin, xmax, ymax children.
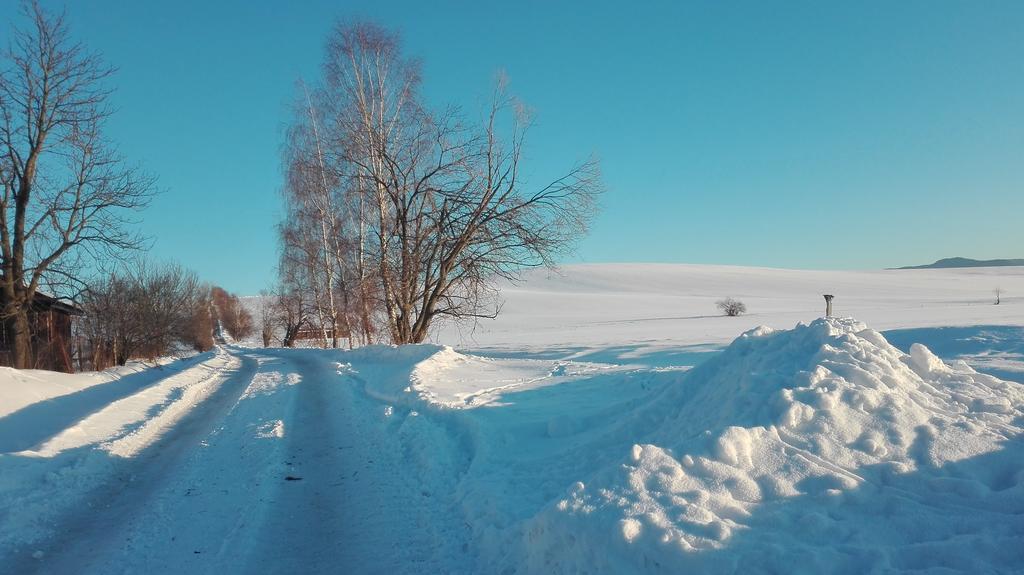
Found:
<box><xmin>717</xmin><ymin>298</ymin><xmax>747</xmax><ymax>317</ymax></box>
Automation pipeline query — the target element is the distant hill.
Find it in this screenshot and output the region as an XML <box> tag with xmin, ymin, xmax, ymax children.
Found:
<box><xmin>896</xmin><ymin>257</ymin><xmax>1024</xmax><ymax>270</ymax></box>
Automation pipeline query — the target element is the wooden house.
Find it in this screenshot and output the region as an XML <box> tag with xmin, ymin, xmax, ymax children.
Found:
<box><xmin>293</xmin><ymin>324</ymin><xmax>349</xmax><ymax>343</ymax></box>
<box><xmin>0</xmin><ymin>292</ymin><xmax>83</xmax><ymax>373</ymax></box>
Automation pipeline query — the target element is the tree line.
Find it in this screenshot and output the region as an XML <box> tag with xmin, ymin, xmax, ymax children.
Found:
<box><xmin>3</xmin><ymin>5</ymin><xmax>601</xmax><ymax>370</ymax></box>
<box><xmin>0</xmin><ymin>2</ymin><xmax>153</xmax><ymax>368</ymax></box>
<box><xmin>275</xmin><ymin>22</ymin><xmax>601</xmax><ymax>347</ymax></box>
<box><xmin>78</xmin><ymin>263</ymin><xmax>253</xmax><ymax>370</ymax></box>
<box><xmin>1</xmin><ymin>2</ymin><xmax>253</xmax><ymax>371</ymax></box>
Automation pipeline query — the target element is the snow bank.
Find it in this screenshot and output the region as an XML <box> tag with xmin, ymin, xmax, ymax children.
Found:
<box><xmin>0</xmin><ymin>349</ymin><xmax>240</xmax><ymax>553</ymax></box>
<box><xmin>335</xmin><ymin>344</ymin><xmax>448</xmax><ymax>407</ymax></box>
<box><xmin>0</xmin><ymin>367</ymin><xmax>100</xmax><ymax>418</ymax></box>
<box><xmin>263</xmin><ymin>317</ymin><xmax>1023</xmax><ymax>573</ymax></box>
<box><xmin>339</xmin><ymin>344</ymin><xmax>622</xmax><ymax>410</ymax></box>
<box><xmin>521</xmin><ymin>318</ymin><xmax>1024</xmax><ymax>573</ymax></box>
<box><xmin>0</xmin><ymin>355</ymin><xmax>200</xmax><ymax>419</ymax></box>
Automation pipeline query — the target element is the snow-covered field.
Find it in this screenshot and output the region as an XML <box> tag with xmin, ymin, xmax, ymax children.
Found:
<box><xmin>438</xmin><ymin>264</ymin><xmax>1024</xmax><ymax>368</ymax></box>
<box><xmin>1</xmin><ymin>264</ymin><xmax>1022</xmax><ymax>573</ymax></box>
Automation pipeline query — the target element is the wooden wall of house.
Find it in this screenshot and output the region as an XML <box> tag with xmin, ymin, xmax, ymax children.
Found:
<box><xmin>0</xmin><ymin>317</ymin><xmax>10</xmax><ymax>368</ymax></box>
<box><xmin>0</xmin><ymin>308</ymin><xmax>76</xmax><ymax>373</ymax></box>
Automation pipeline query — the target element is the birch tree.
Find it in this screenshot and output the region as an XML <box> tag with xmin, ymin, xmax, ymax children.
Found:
<box><xmin>280</xmin><ymin>21</ymin><xmax>601</xmax><ymax>345</ymax></box>
<box><xmin>280</xmin><ymin>118</ymin><xmax>353</xmax><ymax>348</ymax></box>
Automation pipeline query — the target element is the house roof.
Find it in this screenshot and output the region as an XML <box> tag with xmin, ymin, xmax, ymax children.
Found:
<box><xmin>0</xmin><ymin>285</ymin><xmax>84</xmax><ymax>316</ymax></box>
<box><xmin>29</xmin><ymin>291</ymin><xmax>84</xmax><ymax>316</ymax></box>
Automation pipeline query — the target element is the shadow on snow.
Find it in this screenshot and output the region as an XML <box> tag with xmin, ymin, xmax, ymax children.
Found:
<box><xmin>462</xmin><ymin>343</ymin><xmax>724</xmax><ymax>369</ymax></box>
<box><xmin>0</xmin><ymin>349</ymin><xmax>273</xmax><ymax>573</ymax></box>
<box><xmin>0</xmin><ymin>352</ymin><xmax>215</xmax><ymax>453</ymax></box>
<box><xmin>883</xmin><ymin>325</ymin><xmax>1024</xmax><ymax>384</ymax></box>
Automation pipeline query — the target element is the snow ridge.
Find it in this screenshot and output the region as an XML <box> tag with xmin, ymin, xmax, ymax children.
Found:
<box><xmin>524</xmin><ymin>318</ymin><xmax>1024</xmax><ymax>574</ymax></box>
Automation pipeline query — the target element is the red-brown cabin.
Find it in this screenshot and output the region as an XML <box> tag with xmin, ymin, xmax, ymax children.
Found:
<box><xmin>0</xmin><ymin>292</ymin><xmax>83</xmax><ymax>373</ymax></box>
<box><xmin>292</xmin><ymin>325</ymin><xmax>348</xmax><ymax>342</ymax></box>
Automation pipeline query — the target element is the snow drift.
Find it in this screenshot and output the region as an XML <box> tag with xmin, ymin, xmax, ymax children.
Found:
<box><xmin>522</xmin><ymin>318</ymin><xmax>1024</xmax><ymax>573</ymax></box>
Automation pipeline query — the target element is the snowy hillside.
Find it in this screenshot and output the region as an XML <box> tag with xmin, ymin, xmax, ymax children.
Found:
<box><xmin>436</xmin><ymin>263</ymin><xmax>1024</xmax><ymax>351</ymax></box>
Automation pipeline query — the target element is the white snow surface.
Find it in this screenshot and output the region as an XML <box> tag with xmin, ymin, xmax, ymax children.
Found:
<box><xmin>1</xmin><ymin>263</ymin><xmax>1023</xmax><ymax>573</ymax></box>
<box><xmin>523</xmin><ymin>318</ymin><xmax>1024</xmax><ymax>573</ymax></box>
<box><xmin>437</xmin><ymin>263</ymin><xmax>1024</xmax><ymax>363</ymax></box>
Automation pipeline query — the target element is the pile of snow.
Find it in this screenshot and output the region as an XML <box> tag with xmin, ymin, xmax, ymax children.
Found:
<box><xmin>519</xmin><ymin>318</ymin><xmax>1024</xmax><ymax>573</ymax></box>
<box><xmin>338</xmin><ymin>344</ymin><xmax>625</xmax><ymax>410</ymax></box>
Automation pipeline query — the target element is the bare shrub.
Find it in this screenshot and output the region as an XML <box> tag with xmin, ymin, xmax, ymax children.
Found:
<box><xmin>79</xmin><ymin>263</ymin><xmax>212</xmax><ymax>368</ymax></box>
<box><xmin>184</xmin><ymin>290</ymin><xmax>215</xmax><ymax>353</ymax></box>
<box><xmin>211</xmin><ymin>287</ymin><xmax>254</xmax><ymax>341</ymax></box>
<box><xmin>716</xmin><ymin>298</ymin><xmax>747</xmax><ymax>317</ymax></box>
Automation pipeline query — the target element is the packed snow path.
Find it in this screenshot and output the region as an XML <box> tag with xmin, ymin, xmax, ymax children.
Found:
<box><xmin>5</xmin><ymin>347</ymin><xmax>472</xmax><ymax>574</ymax></box>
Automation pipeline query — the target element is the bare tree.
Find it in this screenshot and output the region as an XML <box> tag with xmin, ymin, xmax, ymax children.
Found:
<box><xmin>281</xmin><ymin>102</ymin><xmax>353</xmax><ymax>349</ymax></box>
<box><xmin>79</xmin><ymin>262</ymin><xmax>211</xmax><ymax>368</ymax></box>
<box><xmin>274</xmin><ymin>245</ymin><xmax>311</xmax><ymax>348</ymax></box>
<box><xmin>257</xmin><ymin>289</ymin><xmax>275</xmax><ymax>347</ymax></box>
<box><xmin>287</xmin><ymin>22</ymin><xmax>602</xmax><ymax>345</ymax></box>
<box><xmin>275</xmin><ymin>288</ymin><xmax>308</xmax><ymax>349</ymax></box>
<box><xmin>0</xmin><ymin>2</ymin><xmax>154</xmax><ymax>368</ymax></box>
<box><xmin>717</xmin><ymin>297</ymin><xmax>747</xmax><ymax>317</ymax></box>
<box><xmin>399</xmin><ymin>81</ymin><xmax>599</xmax><ymax>343</ymax></box>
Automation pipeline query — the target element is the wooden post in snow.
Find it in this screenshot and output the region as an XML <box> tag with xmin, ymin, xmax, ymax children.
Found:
<box><xmin>823</xmin><ymin>294</ymin><xmax>834</xmax><ymax>318</ymax></box>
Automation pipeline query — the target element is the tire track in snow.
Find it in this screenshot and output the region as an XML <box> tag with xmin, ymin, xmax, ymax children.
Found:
<box><xmin>13</xmin><ymin>348</ymin><xmax>258</xmax><ymax>574</ymax></box>
<box><xmin>15</xmin><ymin>347</ymin><xmax>472</xmax><ymax>574</ymax></box>
<box><xmin>241</xmin><ymin>350</ymin><xmax>473</xmax><ymax>574</ymax></box>
<box><xmin>237</xmin><ymin>351</ymin><xmax>350</xmax><ymax>572</ymax></box>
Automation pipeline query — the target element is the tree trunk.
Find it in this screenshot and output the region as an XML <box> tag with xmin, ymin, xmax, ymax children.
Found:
<box><xmin>10</xmin><ymin>309</ymin><xmax>32</xmax><ymax>369</ymax></box>
<box><xmin>283</xmin><ymin>325</ymin><xmax>298</xmax><ymax>348</ymax></box>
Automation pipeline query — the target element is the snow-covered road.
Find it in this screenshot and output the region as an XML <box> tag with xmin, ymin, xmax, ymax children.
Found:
<box><xmin>4</xmin><ymin>346</ymin><xmax>473</xmax><ymax>574</ymax></box>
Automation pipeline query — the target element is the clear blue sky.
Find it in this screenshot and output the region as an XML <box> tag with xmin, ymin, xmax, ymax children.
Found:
<box><xmin>3</xmin><ymin>1</ymin><xmax>1022</xmax><ymax>294</ymax></box>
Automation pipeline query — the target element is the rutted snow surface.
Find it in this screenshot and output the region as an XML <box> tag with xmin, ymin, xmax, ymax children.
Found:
<box><xmin>1</xmin><ymin>348</ymin><xmax>474</xmax><ymax>574</ymax></box>
<box><xmin>0</xmin><ymin>314</ymin><xmax>1022</xmax><ymax>572</ymax></box>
